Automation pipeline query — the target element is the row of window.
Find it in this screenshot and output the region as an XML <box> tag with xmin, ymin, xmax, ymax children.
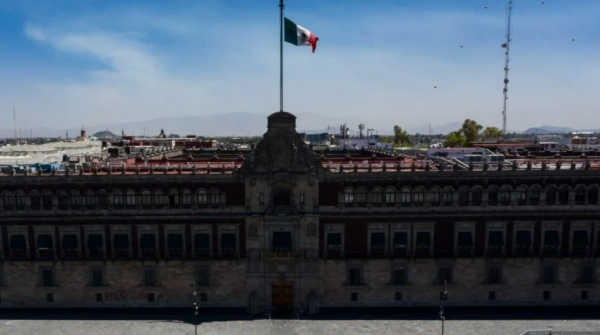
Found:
<box><xmin>340</xmin><ymin>185</ymin><xmax>600</xmax><ymax>206</ymax></box>
<box><xmin>325</xmin><ymin>223</ymin><xmax>600</xmax><ymax>258</ymax></box>
<box><xmin>345</xmin><ymin>263</ymin><xmax>596</xmax><ymax>287</ymax></box>
<box><xmin>349</xmin><ymin>290</ymin><xmax>589</xmax><ymax>303</ymax></box>
<box><xmin>0</xmin><ymin>188</ymin><xmax>226</xmax><ymax>211</ymax></box>
<box><xmin>32</xmin><ymin>266</ymin><xmax>211</xmax><ymax>288</ymax></box>
<box><xmin>6</xmin><ymin>228</ymin><xmax>238</xmax><ymax>260</ymax></box>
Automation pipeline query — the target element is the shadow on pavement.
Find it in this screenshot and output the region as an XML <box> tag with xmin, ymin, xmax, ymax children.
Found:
<box><xmin>0</xmin><ymin>305</ymin><xmax>599</xmax><ymax>323</ymax></box>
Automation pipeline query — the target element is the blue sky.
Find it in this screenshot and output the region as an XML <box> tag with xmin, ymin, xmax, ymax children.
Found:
<box><xmin>0</xmin><ymin>0</ymin><xmax>599</xmax><ymax>132</ymax></box>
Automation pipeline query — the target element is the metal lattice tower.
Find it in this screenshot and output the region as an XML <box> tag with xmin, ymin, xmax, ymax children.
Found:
<box><xmin>502</xmin><ymin>0</ymin><xmax>514</xmax><ymax>138</ymax></box>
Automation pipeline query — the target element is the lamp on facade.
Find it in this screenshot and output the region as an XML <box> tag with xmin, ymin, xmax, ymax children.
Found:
<box><xmin>439</xmin><ymin>280</ymin><xmax>448</xmax><ymax>335</ymax></box>
<box><xmin>193</xmin><ymin>280</ymin><xmax>199</xmax><ymax>335</ymax></box>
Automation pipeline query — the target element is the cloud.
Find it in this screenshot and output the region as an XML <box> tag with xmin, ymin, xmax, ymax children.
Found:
<box><xmin>3</xmin><ymin>1</ymin><xmax>600</xmax><ymax>133</ymax></box>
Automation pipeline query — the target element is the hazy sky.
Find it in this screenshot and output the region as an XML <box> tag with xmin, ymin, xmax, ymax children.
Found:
<box><xmin>0</xmin><ymin>0</ymin><xmax>599</xmax><ymax>131</ymax></box>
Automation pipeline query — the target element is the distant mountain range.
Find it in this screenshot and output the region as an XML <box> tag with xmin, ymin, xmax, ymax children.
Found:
<box><xmin>0</xmin><ymin>113</ymin><xmax>597</xmax><ymax>138</ymax></box>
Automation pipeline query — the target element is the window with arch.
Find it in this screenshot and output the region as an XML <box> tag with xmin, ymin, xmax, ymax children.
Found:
<box><xmin>371</xmin><ymin>188</ymin><xmax>383</xmax><ymax>205</ymax></box>
<box><xmin>488</xmin><ymin>187</ymin><xmax>498</xmax><ymax>206</ymax></box>
<box><xmin>42</xmin><ymin>191</ymin><xmax>53</xmax><ymax>210</ymax></box>
<box><xmin>15</xmin><ymin>191</ymin><xmax>26</xmax><ymax>210</ymax></box>
<box><xmin>209</xmin><ymin>189</ymin><xmax>221</xmax><ymax>205</ymax></box>
<box><xmin>168</xmin><ymin>190</ymin><xmax>179</xmax><ymax>208</ymax></box>
<box><xmin>458</xmin><ymin>188</ymin><xmax>469</xmax><ymax>206</ymax></box>
<box><xmin>154</xmin><ymin>191</ymin><xmax>164</xmax><ymax>207</ymax></box>
<box><xmin>529</xmin><ymin>186</ymin><xmax>541</xmax><ymax>205</ymax></box>
<box><xmin>181</xmin><ymin>189</ymin><xmax>192</xmax><ymax>207</ymax></box>
<box><xmin>441</xmin><ymin>187</ymin><xmax>453</xmax><ymax>206</ymax></box>
<box><xmin>412</xmin><ymin>188</ymin><xmax>425</xmax><ymax>206</ymax></box>
<box><xmin>112</xmin><ymin>190</ymin><xmax>124</xmax><ymax>209</ymax></box>
<box><xmin>344</xmin><ymin>188</ymin><xmax>354</xmax><ymax>204</ymax></box>
<box><xmin>57</xmin><ymin>191</ymin><xmax>69</xmax><ymax>210</ymax></box>
<box><xmin>197</xmin><ymin>189</ymin><xmax>208</xmax><ymax>205</ymax></box>
<box><xmin>2</xmin><ymin>192</ymin><xmax>14</xmax><ymax>210</ymax></box>
<box><xmin>125</xmin><ymin>190</ymin><xmax>136</xmax><ymax>207</ymax></box>
<box><xmin>558</xmin><ymin>186</ymin><xmax>569</xmax><ymax>205</ymax></box>
<box><xmin>29</xmin><ymin>191</ymin><xmax>41</xmax><ymax>210</ymax></box>
<box><xmin>85</xmin><ymin>190</ymin><xmax>97</xmax><ymax>209</ymax></box>
<box><xmin>141</xmin><ymin>190</ymin><xmax>152</xmax><ymax>208</ymax></box>
<box><xmin>97</xmin><ymin>191</ymin><xmax>109</xmax><ymax>209</ymax></box>
<box><xmin>429</xmin><ymin>188</ymin><xmax>440</xmax><ymax>206</ymax></box>
<box><xmin>70</xmin><ymin>191</ymin><xmax>81</xmax><ymax>210</ymax></box>
<box><xmin>575</xmin><ymin>186</ymin><xmax>586</xmax><ymax>205</ymax></box>
<box><xmin>499</xmin><ymin>187</ymin><xmax>511</xmax><ymax>206</ymax></box>
<box><xmin>400</xmin><ymin>188</ymin><xmax>411</xmax><ymax>206</ymax></box>
<box><xmin>385</xmin><ymin>188</ymin><xmax>396</xmax><ymax>204</ymax></box>
<box><xmin>355</xmin><ymin>188</ymin><xmax>367</xmax><ymax>205</ymax></box>
<box><xmin>546</xmin><ymin>186</ymin><xmax>557</xmax><ymax>205</ymax></box>
<box><xmin>588</xmin><ymin>186</ymin><xmax>599</xmax><ymax>205</ymax></box>
<box><xmin>471</xmin><ymin>187</ymin><xmax>483</xmax><ymax>206</ymax></box>
<box><xmin>516</xmin><ymin>187</ymin><xmax>527</xmax><ymax>205</ymax></box>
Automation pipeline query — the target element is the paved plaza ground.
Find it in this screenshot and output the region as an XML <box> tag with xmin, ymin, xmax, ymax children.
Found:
<box><xmin>0</xmin><ymin>309</ymin><xmax>599</xmax><ymax>335</ymax></box>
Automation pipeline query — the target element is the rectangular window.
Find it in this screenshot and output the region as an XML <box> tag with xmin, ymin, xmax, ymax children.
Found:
<box><xmin>96</xmin><ymin>293</ymin><xmax>103</xmax><ymax>302</ymax></box>
<box><xmin>221</xmin><ymin>233</ymin><xmax>237</xmax><ymax>255</ymax></box>
<box><xmin>543</xmin><ymin>231</ymin><xmax>560</xmax><ymax>254</ymax></box>
<box><xmin>62</xmin><ymin>234</ymin><xmax>79</xmax><ymax>258</ymax></box>
<box><xmin>573</xmin><ymin>231</ymin><xmax>589</xmax><ymax>253</ymax></box>
<box><xmin>200</xmin><ymin>293</ymin><xmax>208</xmax><ymax>302</ymax></box>
<box><xmin>581</xmin><ymin>290</ymin><xmax>589</xmax><ymax>300</ymax></box>
<box><xmin>392</xmin><ymin>232</ymin><xmax>408</xmax><ymax>256</ymax></box>
<box><xmin>543</xmin><ymin>291</ymin><xmax>551</xmax><ymax>300</ymax></box>
<box><xmin>37</xmin><ymin>234</ymin><xmax>54</xmax><ymax>258</ymax></box>
<box><xmin>46</xmin><ymin>293</ymin><xmax>54</xmax><ymax>303</ymax></box>
<box><xmin>438</xmin><ymin>267</ymin><xmax>452</xmax><ymax>284</ymax></box>
<box><xmin>140</xmin><ymin>234</ymin><xmax>156</xmax><ymax>257</ymax></box>
<box><xmin>144</xmin><ymin>269</ymin><xmax>157</xmax><ymax>286</ymax></box>
<box><xmin>326</xmin><ymin>233</ymin><xmax>342</xmax><ymax>253</ymax></box>
<box><xmin>488</xmin><ymin>231</ymin><xmax>504</xmax><ymax>251</ymax></box>
<box><xmin>113</xmin><ymin>233</ymin><xmax>129</xmax><ymax>257</ymax></box>
<box><xmin>87</xmin><ymin>234</ymin><xmax>104</xmax><ymax>258</ymax></box>
<box><xmin>457</xmin><ymin>232</ymin><xmax>473</xmax><ymax>250</ymax></box>
<box><xmin>393</xmin><ymin>267</ymin><xmax>406</xmax><ymax>284</ymax></box>
<box><xmin>167</xmin><ymin>233</ymin><xmax>183</xmax><ymax>255</ymax></box>
<box><xmin>42</xmin><ymin>269</ymin><xmax>54</xmax><ymax>286</ymax></box>
<box><xmin>350</xmin><ymin>292</ymin><xmax>358</xmax><ymax>301</ymax></box>
<box><xmin>196</xmin><ymin>268</ymin><xmax>210</xmax><ymax>286</ymax></box>
<box><xmin>10</xmin><ymin>234</ymin><xmax>27</xmax><ymax>258</ymax></box>
<box><xmin>194</xmin><ymin>233</ymin><xmax>210</xmax><ymax>256</ymax></box>
<box><xmin>542</xmin><ymin>266</ymin><xmax>556</xmax><ymax>284</ymax></box>
<box><xmin>273</xmin><ymin>232</ymin><xmax>292</xmax><ymax>252</ymax></box>
<box><xmin>91</xmin><ymin>269</ymin><xmax>103</xmax><ymax>286</ymax></box>
<box><xmin>370</xmin><ymin>232</ymin><xmax>386</xmax><ymax>253</ymax></box>
<box><xmin>395</xmin><ymin>292</ymin><xmax>402</xmax><ymax>301</ymax></box>
<box><xmin>348</xmin><ymin>268</ymin><xmax>362</xmax><ymax>285</ymax></box>
<box><xmin>147</xmin><ymin>293</ymin><xmax>155</xmax><ymax>303</ymax></box>
<box><xmin>487</xmin><ymin>266</ymin><xmax>501</xmax><ymax>284</ymax></box>
<box><xmin>415</xmin><ymin>232</ymin><xmax>431</xmax><ymax>254</ymax></box>
<box><xmin>515</xmin><ymin>231</ymin><xmax>531</xmax><ymax>254</ymax></box>
<box><xmin>488</xmin><ymin>291</ymin><xmax>496</xmax><ymax>301</ymax></box>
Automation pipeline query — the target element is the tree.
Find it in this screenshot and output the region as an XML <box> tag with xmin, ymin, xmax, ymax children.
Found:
<box><xmin>393</xmin><ymin>125</ymin><xmax>411</xmax><ymax>146</ymax></box>
<box><xmin>444</xmin><ymin>130</ymin><xmax>466</xmax><ymax>147</ymax></box>
<box><xmin>460</xmin><ymin>119</ymin><xmax>482</xmax><ymax>144</ymax></box>
<box><xmin>482</xmin><ymin>127</ymin><xmax>503</xmax><ymax>140</ymax></box>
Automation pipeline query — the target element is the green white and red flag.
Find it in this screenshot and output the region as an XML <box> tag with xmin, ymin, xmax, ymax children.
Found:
<box><xmin>284</xmin><ymin>17</ymin><xmax>319</xmax><ymax>53</ymax></box>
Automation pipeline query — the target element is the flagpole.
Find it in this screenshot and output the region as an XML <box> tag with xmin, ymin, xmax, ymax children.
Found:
<box><xmin>279</xmin><ymin>0</ymin><xmax>284</xmax><ymax>112</ymax></box>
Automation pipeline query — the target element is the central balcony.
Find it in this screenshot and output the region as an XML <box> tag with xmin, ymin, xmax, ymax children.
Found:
<box><xmin>261</xmin><ymin>251</ymin><xmax>303</xmax><ymax>259</ymax></box>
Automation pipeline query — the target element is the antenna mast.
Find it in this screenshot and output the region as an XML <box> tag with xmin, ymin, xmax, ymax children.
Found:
<box><xmin>501</xmin><ymin>0</ymin><xmax>513</xmax><ymax>138</ymax></box>
<box><xmin>12</xmin><ymin>104</ymin><xmax>17</xmax><ymax>144</ymax></box>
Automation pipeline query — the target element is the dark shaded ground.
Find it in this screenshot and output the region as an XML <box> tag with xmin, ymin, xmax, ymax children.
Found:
<box><xmin>0</xmin><ymin>306</ymin><xmax>599</xmax><ymax>335</ymax></box>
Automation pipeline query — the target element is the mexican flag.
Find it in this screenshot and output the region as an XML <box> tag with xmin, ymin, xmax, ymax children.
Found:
<box><xmin>284</xmin><ymin>17</ymin><xmax>319</xmax><ymax>53</ymax></box>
